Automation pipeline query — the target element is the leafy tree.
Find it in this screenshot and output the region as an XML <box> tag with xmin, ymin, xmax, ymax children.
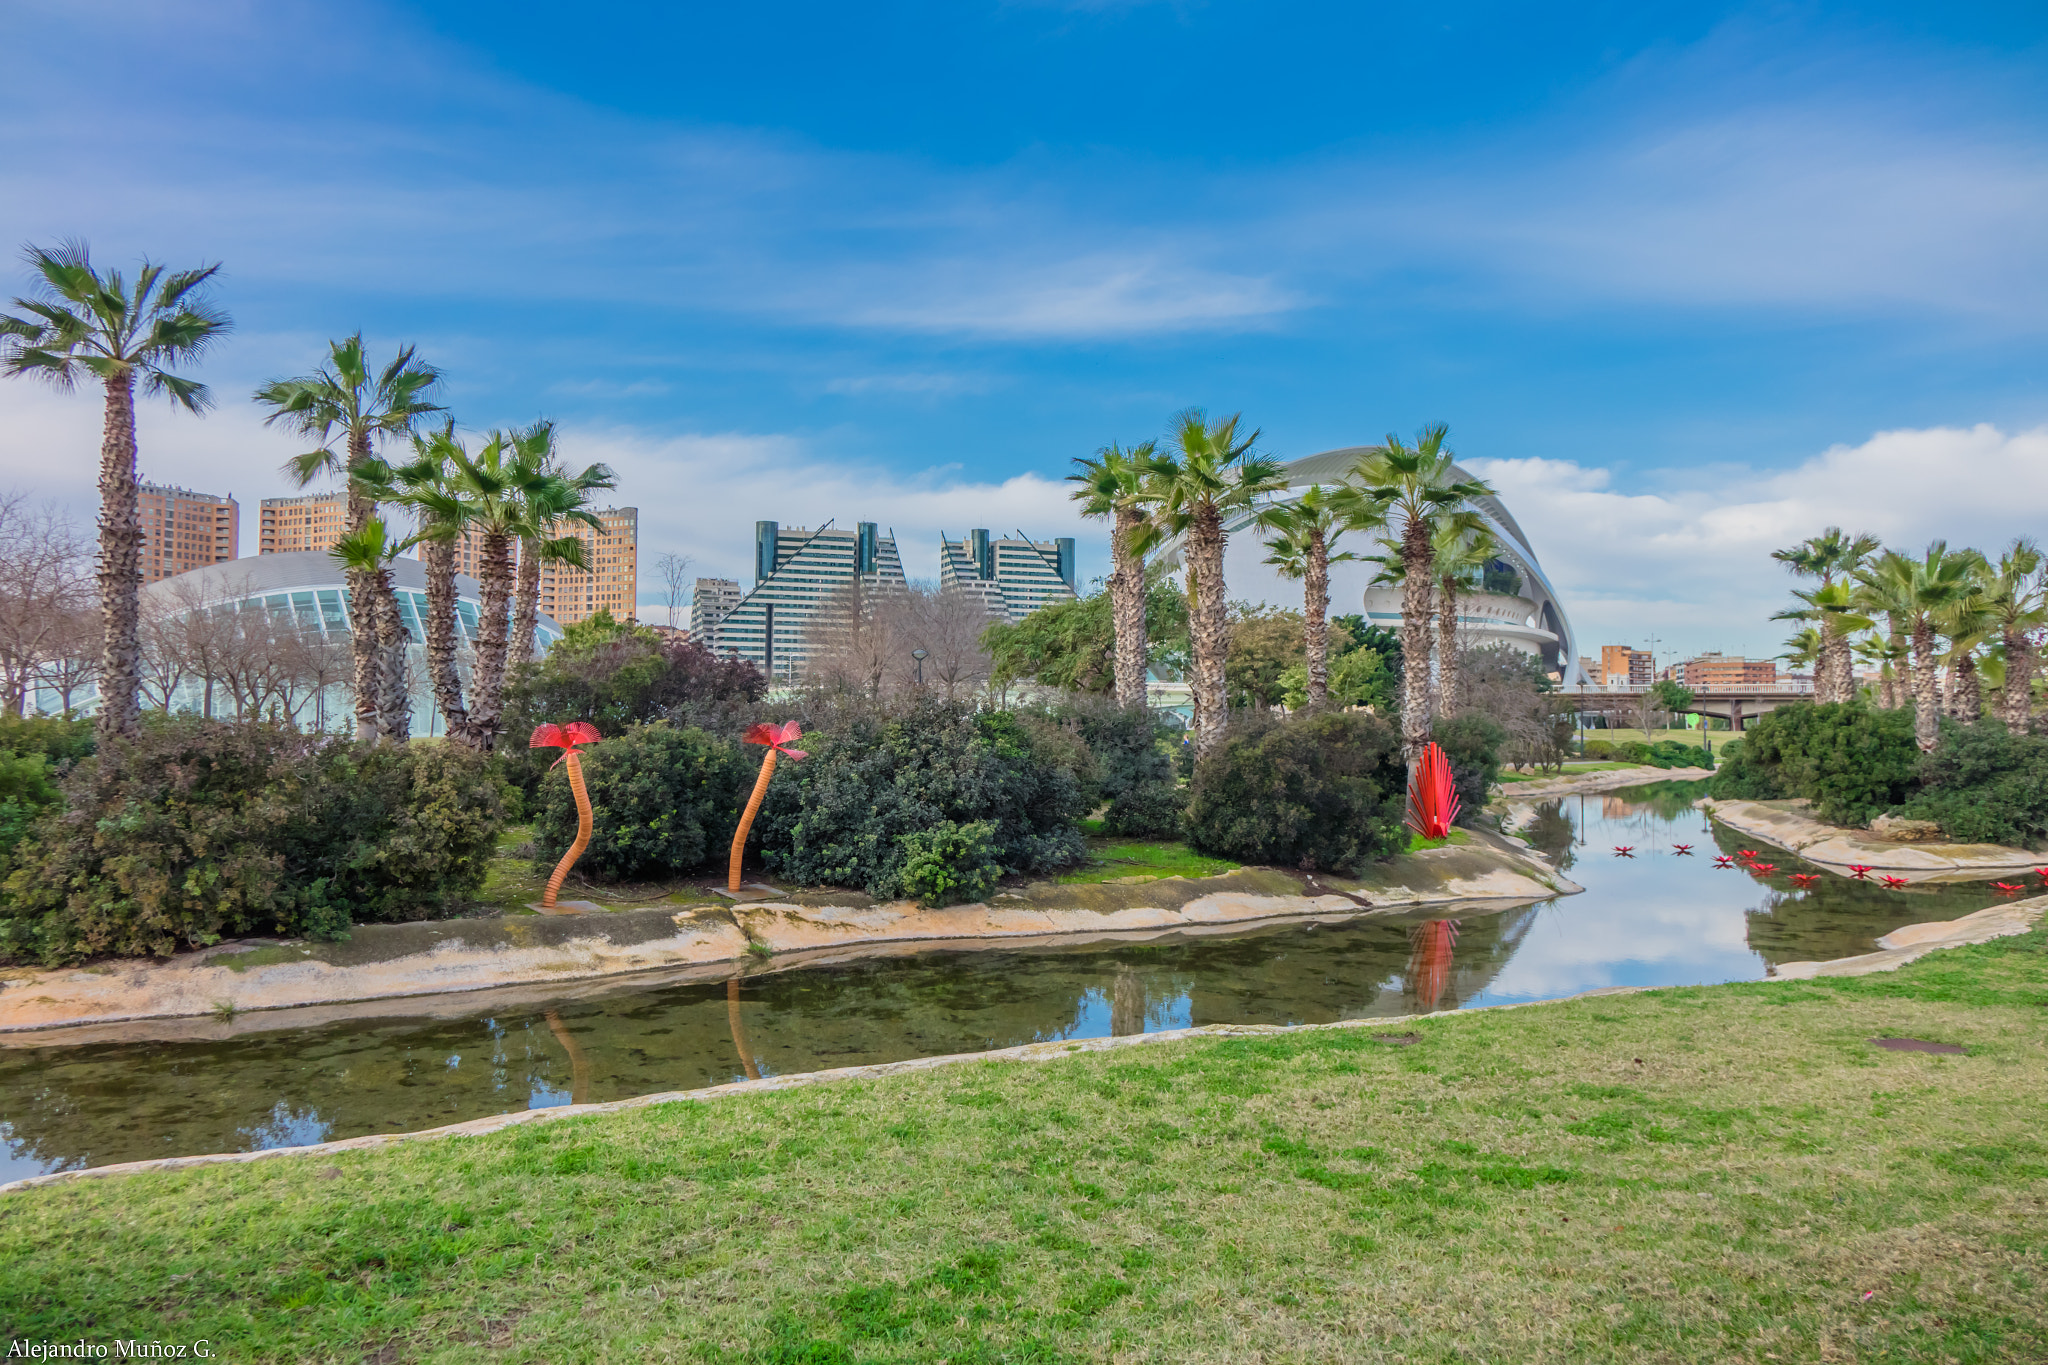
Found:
<box><xmin>1148</xmin><ymin>409</ymin><xmax>1286</xmax><ymax>757</ymax></box>
<box><xmin>1280</xmin><ymin>644</ymin><xmax>1390</xmax><ymax>713</ymax></box>
<box><xmin>984</xmin><ymin>575</ymin><xmax>1189</xmax><ymax>695</ymax></box>
<box><xmin>1</xmin><ymin>243</ymin><xmax>232</xmax><ymax>741</ymax></box>
<box><xmin>1068</xmin><ymin>441</ymin><xmax>1167</xmax><ymax>706</ymax></box>
<box><xmin>255</xmin><ymin>334</ymin><xmax>442</xmax><ymax>743</ymax></box>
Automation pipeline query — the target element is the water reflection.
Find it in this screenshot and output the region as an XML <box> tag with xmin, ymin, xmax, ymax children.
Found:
<box><xmin>0</xmin><ymin>780</ymin><xmax>2009</xmax><ymax>1181</ymax></box>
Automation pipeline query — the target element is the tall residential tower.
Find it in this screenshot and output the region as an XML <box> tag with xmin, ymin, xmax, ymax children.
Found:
<box><xmin>937</xmin><ymin>529</ymin><xmax>1077</xmax><ymax>623</ymax></box>
<box><xmin>714</xmin><ymin>520</ymin><xmax>906</xmax><ymax>676</ymax></box>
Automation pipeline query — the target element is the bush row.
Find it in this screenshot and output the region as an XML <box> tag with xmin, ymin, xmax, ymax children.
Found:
<box><xmin>1707</xmin><ymin>700</ymin><xmax>2048</xmax><ymax>845</ymax></box>
<box><xmin>1581</xmin><ymin>737</ymin><xmax>1715</xmax><ymax>770</ymax></box>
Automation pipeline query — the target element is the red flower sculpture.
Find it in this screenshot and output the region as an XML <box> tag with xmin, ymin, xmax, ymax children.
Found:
<box><xmin>1880</xmin><ymin>875</ymin><xmax>1909</xmax><ymax>890</ymax></box>
<box><xmin>1737</xmin><ymin>850</ymin><xmax>1759</xmax><ymax>860</ymax></box>
<box><xmin>1405</xmin><ymin>741</ymin><xmax>1460</xmax><ymax>841</ymax></box>
<box><xmin>729</xmin><ymin>721</ymin><xmax>808</xmax><ymax>892</ymax></box>
<box><xmin>1750</xmin><ymin>862</ymin><xmax>1777</xmax><ymax>874</ymax></box>
<box><xmin>1613</xmin><ymin>846</ymin><xmax>1635</xmax><ymax>858</ymax></box>
<box><xmin>531</xmin><ymin>722</ymin><xmax>603</xmax><ymax>909</ymax></box>
<box><xmin>1713</xmin><ymin>855</ymin><xmax>1735</xmax><ymax>868</ymax></box>
<box><xmin>1673</xmin><ymin>844</ymin><xmax>1693</xmax><ymax>856</ymax></box>
<box><xmin>1992</xmin><ymin>881</ymin><xmax>2025</xmax><ymax>895</ymax></box>
<box><xmin>1849</xmin><ymin>864</ymin><xmax>1874</xmax><ymax>879</ymax></box>
<box><xmin>1789</xmin><ymin>873</ymin><xmax>1819</xmax><ymax>887</ymax></box>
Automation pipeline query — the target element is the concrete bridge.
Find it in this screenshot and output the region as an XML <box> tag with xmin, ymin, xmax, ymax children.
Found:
<box><xmin>1569</xmin><ymin>684</ymin><xmax>1814</xmax><ymax>732</ymax></box>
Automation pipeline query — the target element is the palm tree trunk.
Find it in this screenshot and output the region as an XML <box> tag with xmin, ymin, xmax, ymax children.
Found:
<box><xmin>1943</xmin><ymin>656</ymin><xmax>1964</xmax><ymax>721</ymax></box>
<box><xmin>1187</xmin><ymin>506</ymin><xmax>1229</xmax><ymax>758</ymax></box>
<box><xmin>420</xmin><ymin>538</ymin><xmax>472</xmax><ymax>743</ymax></box>
<box><xmin>1954</xmin><ymin>651</ymin><xmax>1982</xmax><ymax>723</ymax></box>
<box><xmin>1820</xmin><ymin>621</ymin><xmax>1848</xmax><ymax>703</ymax></box>
<box><xmin>1877</xmin><ymin>669</ymin><xmax>1896</xmax><ymax>710</ymax></box>
<box><xmin>340</xmin><ymin>429</ymin><xmax>383</xmax><ymax>744</ymax></box>
<box><xmin>94</xmin><ymin>373</ymin><xmax>143</xmax><ymax>741</ymax></box>
<box><xmin>1110</xmin><ymin>507</ymin><xmax>1149</xmax><ymax>707</ymax></box>
<box><xmin>374</xmin><ymin>565</ymin><xmax>412</xmax><ymax>742</ymax></box>
<box><xmin>1184</xmin><ymin>563</ymin><xmax>1203</xmax><ymax>740</ymax></box>
<box><xmin>1889</xmin><ymin>623</ymin><xmax>1912</xmax><ymax>709</ymax></box>
<box><xmin>1435</xmin><ymin>572</ymin><xmax>1460</xmax><ymax>719</ymax></box>
<box><xmin>2003</xmin><ymin>626</ymin><xmax>2034</xmax><ymax>735</ymax></box>
<box><xmin>1303</xmin><ymin>532</ymin><xmax>1331</xmax><ymax>709</ymax></box>
<box><xmin>467</xmin><ymin>531</ymin><xmax>515</xmax><ymax>751</ymax></box>
<box><xmin>1911</xmin><ymin>620</ymin><xmax>1941</xmax><ymax>751</ymax></box>
<box><xmin>1398</xmin><ymin>515</ymin><xmax>1435</xmax><ymax>765</ymax></box>
<box><xmin>511</xmin><ymin>536</ymin><xmax>543</xmax><ymax>668</ymax></box>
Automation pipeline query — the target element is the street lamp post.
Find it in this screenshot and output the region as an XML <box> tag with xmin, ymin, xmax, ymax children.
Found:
<box><xmin>912</xmin><ymin>648</ymin><xmax>928</xmax><ymax>689</ymax></box>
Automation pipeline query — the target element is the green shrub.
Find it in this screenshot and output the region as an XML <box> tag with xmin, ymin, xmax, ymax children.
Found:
<box><xmin>1644</xmin><ymin>739</ymin><xmax>1712</xmax><ymax>770</ymax></box>
<box><xmin>1900</xmin><ymin>722</ymin><xmax>2048</xmax><ymax>848</ymax></box>
<box><xmin>1706</xmin><ymin>737</ymin><xmax>1782</xmax><ymax>800</ymax></box>
<box><xmin>1706</xmin><ymin>701</ymin><xmax>1917</xmax><ymax>825</ymax></box>
<box><xmin>753</xmin><ymin>698</ymin><xmax>1089</xmax><ymax>899</ymax></box>
<box><xmin>1047</xmin><ymin>697</ymin><xmax>1182</xmax><ymax>838</ymax></box>
<box><xmin>1183</xmin><ymin>711</ymin><xmax>1406</xmax><ymax>874</ymax></box>
<box><xmin>0</xmin><ymin>714</ymin><xmax>95</xmax><ymax>768</ymax></box>
<box><xmin>531</xmin><ymin>722</ymin><xmax>753</xmax><ymax>882</ymax></box>
<box><xmin>899</xmin><ymin>819</ymin><xmax>1002</xmax><ymax>906</ymax></box>
<box><xmin>0</xmin><ymin>720</ymin><xmax>502</xmax><ymax>965</ymax></box>
<box><xmin>1434</xmin><ymin>715</ymin><xmax>1505</xmax><ymax>818</ymax></box>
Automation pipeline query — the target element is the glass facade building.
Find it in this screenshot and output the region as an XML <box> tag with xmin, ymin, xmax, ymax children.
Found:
<box><xmin>713</xmin><ymin>520</ymin><xmax>907</xmax><ymax>677</ymax></box>
<box><xmin>937</xmin><ymin>530</ymin><xmax>1078</xmax><ymax>624</ymax></box>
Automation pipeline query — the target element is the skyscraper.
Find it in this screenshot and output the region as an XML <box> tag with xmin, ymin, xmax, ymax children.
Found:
<box><xmin>937</xmin><ymin>529</ymin><xmax>1077</xmax><ymax>623</ymax></box>
<box><xmin>257</xmin><ymin>489</ymin><xmax>346</xmax><ymax>557</ymax></box>
<box><xmin>141</xmin><ymin>483</ymin><xmax>239</xmax><ymax>583</ymax></box>
<box><xmin>715</xmin><ymin>520</ymin><xmax>906</xmax><ymax>675</ymax></box>
<box><xmin>534</xmin><ymin>506</ymin><xmax>640</xmax><ymax>627</ymax></box>
<box><xmin>690</xmin><ymin>577</ymin><xmax>743</xmax><ymax>643</ymax></box>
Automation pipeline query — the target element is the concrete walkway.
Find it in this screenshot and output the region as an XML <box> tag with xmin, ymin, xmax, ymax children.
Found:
<box><xmin>1704</xmin><ymin>798</ymin><xmax>2042</xmax><ymax>881</ymax></box>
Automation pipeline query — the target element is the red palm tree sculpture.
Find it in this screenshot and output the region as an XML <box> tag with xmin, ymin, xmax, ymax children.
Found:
<box><xmin>729</xmin><ymin>721</ymin><xmax>808</xmax><ymax>892</ymax></box>
<box><xmin>1406</xmin><ymin>740</ymin><xmax>1460</xmax><ymax>840</ymax></box>
<box><xmin>531</xmin><ymin>722</ymin><xmax>602</xmax><ymax>909</ymax></box>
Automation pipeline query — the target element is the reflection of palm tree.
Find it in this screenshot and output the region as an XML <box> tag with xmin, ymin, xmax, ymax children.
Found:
<box><xmin>1407</xmin><ymin>920</ymin><xmax>1461</xmax><ymax>1013</ymax></box>
<box><xmin>1110</xmin><ymin>963</ymin><xmax>1146</xmax><ymax>1037</ymax></box>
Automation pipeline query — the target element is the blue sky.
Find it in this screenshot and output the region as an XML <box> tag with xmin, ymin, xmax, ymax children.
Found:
<box><xmin>2</xmin><ymin>0</ymin><xmax>2045</xmax><ymax>664</ymax></box>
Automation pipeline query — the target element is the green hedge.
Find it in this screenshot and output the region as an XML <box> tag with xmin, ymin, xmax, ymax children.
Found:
<box><xmin>1581</xmin><ymin>737</ymin><xmax>1714</xmax><ymax>769</ymax></box>
<box><xmin>1184</xmin><ymin>712</ymin><xmax>1406</xmax><ymax>875</ymax></box>
<box><xmin>1706</xmin><ymin>701</ymin><xmax>1917</xmax><ymax>825</ymax></box>
<box><xmin>531</xmin><ymin>722</ymin><xmax>752</xmax><ymax>883</ymax></box>
<box><xmin>1900</xmin><ymin>722</ymin><xmax>2048</xmax><ymax>849</ymax></box>
<box><xmin>0</xmin><ymin>720</ymin><xmax>502</xmax><ymax>964</ymax></box>
<box><xmin>752</xmin><ymin>699</ymin><xmax>1089</xmax><ymax>900</ymax></box>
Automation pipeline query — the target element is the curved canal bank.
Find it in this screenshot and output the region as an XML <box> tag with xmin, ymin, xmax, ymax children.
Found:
<box><xmin>1702</xmin><ymin>796</ymin><xmax>2042</xmax><ymax>879</ymax></box>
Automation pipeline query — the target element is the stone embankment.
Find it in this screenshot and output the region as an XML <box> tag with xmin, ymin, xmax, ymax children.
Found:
<box><xmin>0</xmin><ymin>834</ymin><xmax>1575</xmax><ymax>1034</ymax></box>
<box><xmin>1494</xmin><ymin>765</ymin><xmax>1713</xmax><ymax>803</ymax></box>
<box><xmin>1772</xmin><ymin>897</ymin><xmax>2045</xmax><ymax>978</ymax></box>
<box><xmin>1702</xmin><ymin>798</ymin><xmax>2042</xmax><ymax>880</ymax></box>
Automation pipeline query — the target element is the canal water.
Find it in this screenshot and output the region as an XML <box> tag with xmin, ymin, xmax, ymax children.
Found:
<box><xmin>0</xmin><ymin>780</ymin><xmax>2013</xmax><ymax>1181</ymax></box>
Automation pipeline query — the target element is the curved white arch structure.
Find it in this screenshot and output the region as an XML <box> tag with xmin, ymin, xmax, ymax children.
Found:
<box><xmin>1276</xmin><ymin>446</ymin><xmax>1583</xmax><ymax>685</ymax></box>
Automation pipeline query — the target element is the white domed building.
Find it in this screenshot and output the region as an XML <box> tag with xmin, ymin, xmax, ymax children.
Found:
<box><xmin>1274</xmin><ymin>446</ymin><xmax>1583</xmax><ymax>685</ymax></box>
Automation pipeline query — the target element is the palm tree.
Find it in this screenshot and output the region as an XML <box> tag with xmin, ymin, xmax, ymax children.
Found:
<box><xmin>1069</xmin><ymin>441</ymin><xmax>1166</xmax><ymax>707</ymax></box>
<box><xmin>1261</xmin><ymin>484</ymin><xmax>1361</xmax><ymax>710</ymax></box>
<box><xmin>1862</xmin><ymin>544</ymin><xmax>1979</xmax><ymax>751</ymax></box>
<box><xmin>1771</xmin><ymin>528</ymin><xmax>1880</xmax><ymax>703</ymax></box>
<box><xmin>1852</xmin><ymin>630</ymin><xmax>1906</xmax><ymax>708</ymax></box>
<box><xmin>1982</xmin><ymin>537</ymin><xmax>2046</xmax><ymax>735</ymax></box>
<box><xmin>255</xmin><ymin>335</ymin><xmax>442</xmax><ymax>743</ymax></box>
<box><xmin>0</xmin><ymin>243</ymin><xmax>231</xmax><ymax>741</ymax></box>
<box><xmin>1429</xmin><ymin>516</ymin><xmax>1495</xmax><ymax>720</ymax></box>
<box><xmin>1779</xmin><ymin>626</ymin><xmax>1821</xmax><ymax>676</ymax></box>
<box><xmin>1148</xmin><ymin>410</ymin><xmax>1286</xmax><ymax>757</ymax></box>
<box><xmin>1934</xmin><ymin>559</ymin><xmax>1994</xmax><ymax>723</ymax></box>
<box><xmin>446</xmin><ymin>428</ymin><xmax>575</xmax><ymax>749</ymax></box>
<box><xmin>1334</xmin><ymin>425</ymin><xmax>1494</xmax><ymax>767</ymax></box>
<box><xmin>505</xmin><ymin>422</ymin><xmax>614</xmax><ymax>668</ymax></box>
<box><xmin>329</xmin><ymin>518</ymin><xmax>412</xmax><ymax>740</ymax></box>
<box><xmin>378</xmin><ymin>426</ymin><xmax>476</xmax><ymax>743</ymax></box>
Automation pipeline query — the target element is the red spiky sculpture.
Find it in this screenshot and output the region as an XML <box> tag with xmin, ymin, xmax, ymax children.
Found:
<box><xmin>1406</xmin><ymin>741</ymin><xmax>1460</xmax><ymax>841</ymax></box>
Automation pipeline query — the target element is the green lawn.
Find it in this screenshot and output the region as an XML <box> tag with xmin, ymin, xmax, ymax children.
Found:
<box><xmin>1057</xmin><ymin>839</ymin><xmax>1241</xmax><ymax>884</ymax></box>
<box><xmin>10</xmin><ymin>926</ymin><xmax>2043</xmax><ymax>1361</ymax></box>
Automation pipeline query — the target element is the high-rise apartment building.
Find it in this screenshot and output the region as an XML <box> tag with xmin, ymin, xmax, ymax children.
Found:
<box><xmin>715</xmin><ymin>520</ymin><xmax>906</xmax><ymax>675</ymax></box>
<box><xmin>1666</xmin><ymin>653</ymin><xmax>1777</xmax><ymax>688</ymax></box>
<box><xmin>140</xmin><ymin>483</ymin><xmax>239</xmax><ymax>583</ymax></box>
<box><xmin>258</xmin><ymin>490</ymin><xmax>348</xmax><ymax>556</ymax></box>
<box><xmin>1599</xmin><ymin>644</ymin><xmax>1654</xmax><ymax>687</ymax></box>
<box><xmin>690</xmin><ymin>577</ymin><xmax>743</xmax><ymax>643</ymax></box>
<box><xmin>535</xmin><ymin>507</ymin><xmax>639</xmax><ymax>627</ymax></box>
<box><xmin>937</xmin><ymin>529</ymin><xmax>1078</xmax><ymax>623</ymax></box>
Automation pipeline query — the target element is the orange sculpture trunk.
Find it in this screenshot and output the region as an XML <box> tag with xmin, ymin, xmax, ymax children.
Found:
<box><xmin>543</xmin><ymin>749</ymin><xmax>592</xmax><ymax>909</ymax></box>
<box><xmin>729</xmin><ymin>747</ymin><xmax>778</xmax><ymax>891</ymax></box>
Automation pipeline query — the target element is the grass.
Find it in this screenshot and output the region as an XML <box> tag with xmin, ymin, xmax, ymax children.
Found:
<box><xmin>1404</xmin><ymin>828</ymin><xmax>1473</xmax><ymax>851</ymax></box>
<box><xmin>1057</xmin><ymin>839</ymin><xmax>1240</xmax><ymax>884</ymax></box>
<box><xmin>6</xmin><ymin>924</ymin><xmax>2044</xmax><ymax>1361</ymax></box>
<box><xmin>1496</xmin><ymin>761</ymin><xmax>1645</xmax><ymax>784</ymax></box>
